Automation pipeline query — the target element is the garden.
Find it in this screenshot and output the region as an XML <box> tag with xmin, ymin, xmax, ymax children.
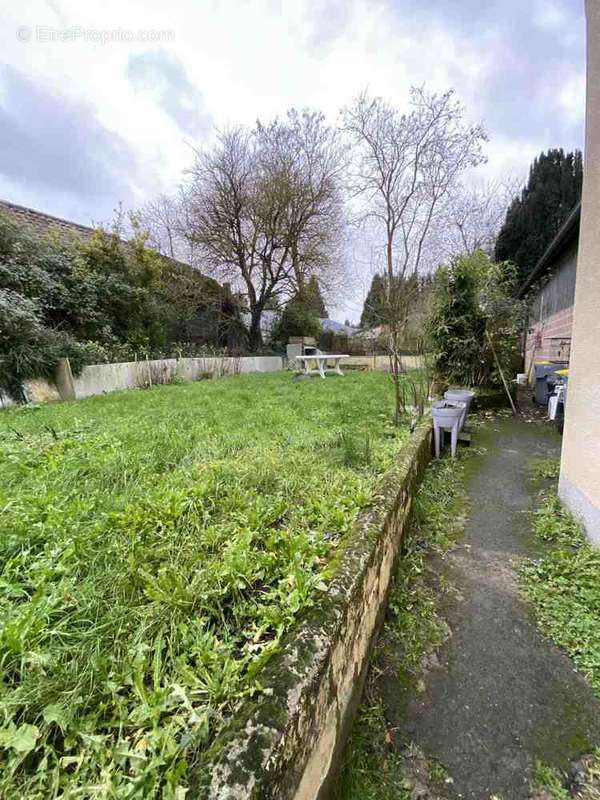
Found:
<box><xmin>0</xmin><ymin>370</ymin><xmax>414</xmax><ymax>798</ymax></box>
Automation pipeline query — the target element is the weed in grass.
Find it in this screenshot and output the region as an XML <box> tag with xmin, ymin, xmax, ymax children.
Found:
<box><xmin>0</xmin><ymin>371</ymin><xmax>415</xmax><ymax>797</ymax></box>
<box><xmin>530</xmin><ymin>489</ymin><xmax>586</xmax><ymax>545</ymax></box>
<box><xmin>331</xmin><ymin>699</ymin><xmax>410</xmax><ymax>800</ymax></box>
<box><xmin>334</xmin><ymin>430</ymin><xmax>373</xmax><ymax>468</ymax></box>
<box><xmin>529</xmin><ymin>754</ymin><xmax>600</xmax><ymax>800</ymax></box>
<box><xmin>528</xmin><ymin>455</ymin><xmax>561</xmax><ymax>483</ymax></box>
<box><xmin>531</xmin><ymin>760</ymin><xmax>570</xmax><ymax>799</ymax></box>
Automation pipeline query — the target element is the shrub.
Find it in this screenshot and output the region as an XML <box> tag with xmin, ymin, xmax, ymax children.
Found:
<box><xmin>426</xmin><ymin>251</ymin><xmax>525</xmax><ymax>387</ymax></box>
<box><xmin>0</xmin><ymin>209</ymin><xmax>224</xmax><ymax>398</ymax></box>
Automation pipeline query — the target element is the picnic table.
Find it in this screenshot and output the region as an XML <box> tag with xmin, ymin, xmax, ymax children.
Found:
<box><xmin>295</xmin><ymin>353</ymin><xmax>349</xmax><ymax>378</ymax></box>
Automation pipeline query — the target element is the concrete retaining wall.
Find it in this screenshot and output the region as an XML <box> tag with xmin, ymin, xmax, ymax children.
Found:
<box><xmin>200</xmin><ymin>418</ymin><xmax>433</xmax><ymax>800</ymax></box>
<box><xmin>1</xmin><ymin>356</ymin><xmax>284</xmax><ymax>407</ymax></box>
<box><xmin>72</xmin><ymin>356</ymin><xmax>282</xmax><ymax>399</ymax></box>
<box><xmin>342</xmin><ymin>354</ymin><xmax>423</xmax><ymax>371</ymax></box>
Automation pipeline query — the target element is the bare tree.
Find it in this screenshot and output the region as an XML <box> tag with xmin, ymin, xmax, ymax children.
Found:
<box><xmin>433</xmin><ymin>178</ymin><xmax>521</xmax><ymax>259</ymax></box>
<box><xmin>183</xmin><ymin>112</ymin><xmax>344</xmax><ymax>349</ymax></box>
<box><xmin>255</xmin><ymin>110</ymin><xmax>346</xmax><ymax>298</ymax></box>
<box><xmin>133</xmin><ymin>190</ymin><xmax>198</xmax><ymax>266</ymax></box>
<box><xmin>343</xmin><ymin>87</ymin><xmax>487</xmax><ymax>422</ymax></box>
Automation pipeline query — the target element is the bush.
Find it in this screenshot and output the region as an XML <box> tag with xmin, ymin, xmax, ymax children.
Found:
<box><xmin>0</xmin><ymin>210</ymin><xmax>224</xmax><ymax>398</ymax></box>
<box><xmin>426</xmin><ymin>251</ymin><xmax>524</xmax><ymax>387</ymax></box>
<box><xmin>0</xmin><ymin>289</ymin><xmax>88</xmax><ymax>399</ymax></box>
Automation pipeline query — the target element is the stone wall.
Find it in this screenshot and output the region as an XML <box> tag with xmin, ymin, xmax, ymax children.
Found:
<box><xmin>199</xmin><ymin>419</ymin><xmax>433</xmax><ymax>800</ymax></box>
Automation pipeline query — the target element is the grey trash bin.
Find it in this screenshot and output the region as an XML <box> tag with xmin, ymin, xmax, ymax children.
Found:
<box><xmin>534</xmin><ymin>363</ymin><xmax>567</xmax><ymax>405</ymax></box>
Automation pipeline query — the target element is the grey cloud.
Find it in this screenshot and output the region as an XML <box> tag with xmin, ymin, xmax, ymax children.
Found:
<box><xmin>302</xmin><ymin>0</ymin><xmax>353</xmax><ymax>53</ymax></box>
<box><xmin>126</xmin><ymin>49</ymin><xmax>212</xmax><ymax>138</ymax></box>
<box><xmin>0</xmin><ymin>65</ymin><xmax>138</xmax><ymax>206</ymax></box>
<box><xmin>387</xmin><ymin>0</ymin><xmax>585</xmax><ymax>147</ymax></box>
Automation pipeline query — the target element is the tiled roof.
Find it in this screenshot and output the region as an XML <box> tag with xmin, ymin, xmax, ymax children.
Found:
<box><xmin>0</xmin><ymin>198</ymin><xmax>97</xmax><ymax>241</ymax></box>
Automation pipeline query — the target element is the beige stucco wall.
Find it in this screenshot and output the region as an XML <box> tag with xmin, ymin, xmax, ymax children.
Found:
<box><xmin>559</xmin><ymin>0</ymin><xmax>600</xmax><ymax>544</ymax></box>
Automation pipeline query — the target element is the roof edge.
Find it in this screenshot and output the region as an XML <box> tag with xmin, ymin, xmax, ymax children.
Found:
<box><xmin>517</xmin><ymin>201</ymin><xmax>581</xmax><ymax>297</ymax></box>
<box><xmin>0</xmin><ymin>198</ymin><xmax>97</xmax><ymax>238</ymax></box>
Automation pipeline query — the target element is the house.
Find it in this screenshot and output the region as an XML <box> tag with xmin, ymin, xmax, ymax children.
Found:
<box><xmin>558</xmin><ymin>0</ymin><xmax>600</xmax><ymax>546</ymax></box>
<box><xmin>519</xmin><ymin>202</ymin><xmax>580</xmax><ymax>377</ymax></box>
<box><xmin>319</xmin><ymin>318</ymin><xmax>360</xmax><ymax>337</ymax></box>
<box><xmin>352</xmin><ymin>324</ymin><xmax>385</xmax><ymax>341</ymax></box>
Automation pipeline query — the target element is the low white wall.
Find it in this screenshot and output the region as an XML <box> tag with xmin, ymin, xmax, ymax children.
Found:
<box><xmin>73</xmin><ymin>356</ymin><xmax>283</xmax><ymax>399</ymax></box>
<box><xmin>343</xmin><ymin>354</ymin><xmax>423</xmax><ymax>371</ymax></box>
<box><xmin>1</xmin><ymin>356</ymin><xmax>284</xmax><ymax>408</ymax></box>
<box><xmin>238</xmin><ymin>356</ymin><xmax>283</xmax><ymax>373</ymax></box>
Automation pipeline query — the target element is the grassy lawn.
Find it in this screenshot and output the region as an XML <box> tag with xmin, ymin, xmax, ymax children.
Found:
<box><xmin>0</xmin><ymin>370</ymin><xmax>411</xmax><ymax>798</ymax></box>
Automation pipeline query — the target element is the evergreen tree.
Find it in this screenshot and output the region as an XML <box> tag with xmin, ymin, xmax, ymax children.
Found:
<box><xmin>426</xmin><ymin>255</ymin><xmax>487</xmax><ymax>386</ymax></box>
<box><xmin>495</xmin><ymin>148</ymin><xmax>583</xmax><ymax>286</ymax></box>
<box><xmin>303</xmin><ymin>274</ymin><xmax>328</xmax><ymax>317</ymax></box>
<box><xmin>271</xmin><ymin>293</ymin><xmax>322</xmax><ymax>344</ymax></box>
<box><xmin>360</xmin><ymin>274</ymin><xmax>387</xmax><ymax>328</ymax></box>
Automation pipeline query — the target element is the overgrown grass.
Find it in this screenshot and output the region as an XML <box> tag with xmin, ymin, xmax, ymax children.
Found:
<box><xmin>334</xmin><ymin>452</ymin><xmax>469</xmax><ymax>799</ymax></box>
<box><xmin>521</xmin><ymin>460</ymin><xmax>600</xmax><ymax>698</ymax></box>
<box><xmin>528</xmin><ymin>455</ymin><xmax>562</xmax><ymax>482</ymax></box>
<box><xmin>0</xmin><ymin>371</ymin><xmax>413</xmax><ymax>798</ymax></box>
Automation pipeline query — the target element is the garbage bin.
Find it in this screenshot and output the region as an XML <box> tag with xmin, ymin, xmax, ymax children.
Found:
<box><xmin>534</xmin><ymin>362</ymin><xmax>567</xmax><ymax>405</ymax></box>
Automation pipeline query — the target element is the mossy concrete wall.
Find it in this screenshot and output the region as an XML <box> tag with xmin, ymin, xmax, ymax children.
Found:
<box><xmin>201</xmin><ymin>419</ymin><xmax>433</xmax><ymax>800</ymax></box>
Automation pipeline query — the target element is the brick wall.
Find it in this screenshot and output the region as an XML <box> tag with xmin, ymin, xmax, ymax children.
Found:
<box><xmin>524</xmin><ymin>305</ymin><xmax>573</xmax><ymax>376</ymax></box>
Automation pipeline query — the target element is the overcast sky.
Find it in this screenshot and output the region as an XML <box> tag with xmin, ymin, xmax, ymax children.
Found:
<box><xmin>0</xmin><ymin>0</ymin><xmax>586</xmax><ymax>320</ymax></box>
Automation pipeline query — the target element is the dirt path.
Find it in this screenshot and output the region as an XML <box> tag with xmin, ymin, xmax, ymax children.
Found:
<box><xmin>381</xmin><ymin>417</ymin><xmax>600</xmax><ymax>799</ymax></box>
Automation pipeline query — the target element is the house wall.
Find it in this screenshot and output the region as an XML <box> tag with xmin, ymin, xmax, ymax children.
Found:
<box><xmin>559</xmin><ymin>0</ymin><xmax>600</xmax><ymax>545</ymax></box>
<box><xmin>524</xmin><ymin>240</ymin><xmax>577</xmax><ymax>376</ymax></box>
